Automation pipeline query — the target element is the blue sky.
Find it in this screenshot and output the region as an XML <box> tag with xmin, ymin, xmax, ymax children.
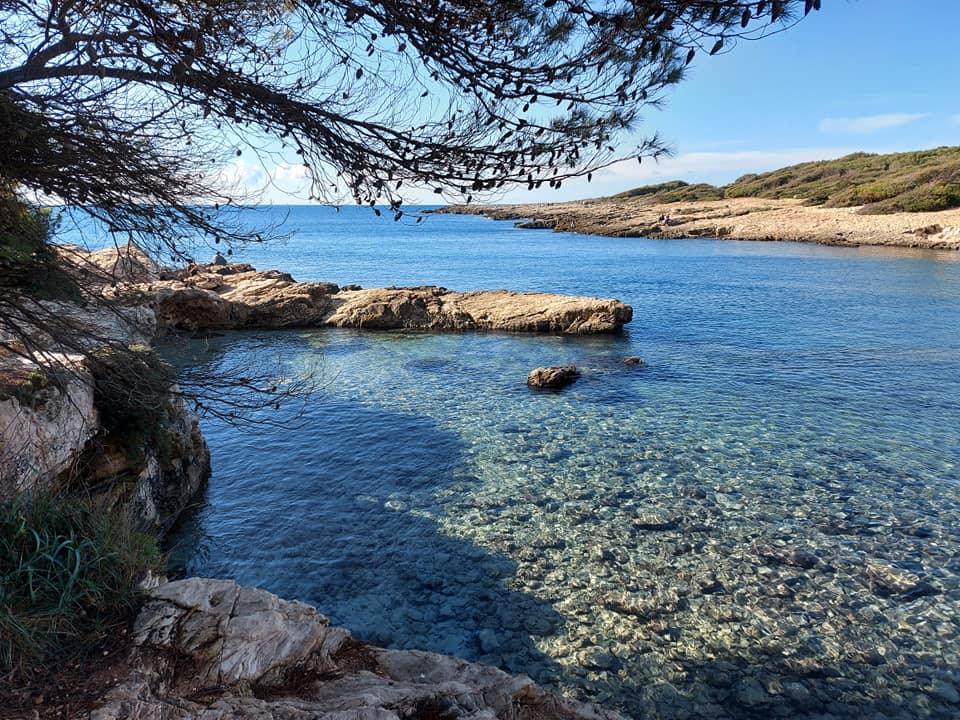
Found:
<box><xmin>243</xmin><ymin>1</ymin><xmax>960</xmax><ymax>204</ymax></box>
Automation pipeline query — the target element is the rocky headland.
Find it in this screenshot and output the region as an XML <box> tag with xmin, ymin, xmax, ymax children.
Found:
<box><xmin>439</xmin><ymin>198</ymin><xmax>960</xmax><ymax>250</ymax></box>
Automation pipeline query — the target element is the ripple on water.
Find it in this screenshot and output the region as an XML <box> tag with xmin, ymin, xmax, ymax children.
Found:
<box><xmin>163</xmin><ymin>326</ymin><xmax>960</xmax><ymax>720</ymax></box>
<box><xmin>161</xmin><ymin>217</ymin><xmax>960</xmax><ymax>720</ymax></box>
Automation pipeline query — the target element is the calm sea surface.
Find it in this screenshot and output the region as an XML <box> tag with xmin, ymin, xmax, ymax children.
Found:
<box><xmin>96</xmin><ymin>205</ymin><xmax>960</xmax><ymax>718</ymax></box>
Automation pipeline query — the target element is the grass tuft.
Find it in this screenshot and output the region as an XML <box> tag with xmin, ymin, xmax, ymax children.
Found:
<box><xmin>0</xmin><ymin>492</ymin><xmax>162</xmax><ymax>681</ymax></box>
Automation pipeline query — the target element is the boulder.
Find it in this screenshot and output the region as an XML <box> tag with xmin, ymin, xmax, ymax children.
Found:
<box><xmin>527</xmin><ymin>365</ymin><xmax>580</xmax><ymax>389</ymax></box>
<box><xmin>622</xmin><ymin>356</ymin><xmax>645</xmax><ymax>366</ymax></box>
<box><xmin>90</xmin><ymin>578</ymin><xmax>623</xmax><ymax>720</ymax></box>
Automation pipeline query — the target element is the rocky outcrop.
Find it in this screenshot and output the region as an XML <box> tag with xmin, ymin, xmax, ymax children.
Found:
<box><xmin>0</xmin><ymin>349</ymin><xmax>210</xmax><ymax>530</ymax></box>
<box><xmin>527</xmin><ymin>366</ymin><xmax>580</xmax><ymax>390</ymax></box>
<box><xmin>91</xmin><ymin>577</ymin><xmax>622</xmax><ymax>720</ymax></box>
<box><xmin>76</xmin><ymin>387</ymin><xmax>211</xmax><ymax>534</ymax></box>
<box><xmin>327</xmin><ymin>287</ymin><xmax>631</xmax><ymax>334</ymax></box>
<box><xmin>0</xmin><ymin>353</ymin><xmax>97</xmax><ymax>497</ymax></box>
<box><xmin>0</xmin><ymin>245</ymin><xmax>210</xmax><ymax>529</ymax></box>
<box><xmin>145</xmin><ymin>263</ymin><xmax>632</xmax><ymax>335</ymax></box>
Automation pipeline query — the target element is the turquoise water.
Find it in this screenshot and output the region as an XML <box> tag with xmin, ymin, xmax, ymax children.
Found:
<box><xmin>156</xmin><ymin>206</ymin><xmax>960</xmax><ymax>719</ymax></box>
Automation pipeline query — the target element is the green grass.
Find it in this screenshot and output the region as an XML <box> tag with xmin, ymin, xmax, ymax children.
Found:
<box><xmin>0</xmin><ymin>493</ymin><xmax>162</xmax><ymax>680</ymax></box>
<box><xmin>610</xmin><ymin>146</ymin><xmax>960</xmax><ymax>213</ymax></box>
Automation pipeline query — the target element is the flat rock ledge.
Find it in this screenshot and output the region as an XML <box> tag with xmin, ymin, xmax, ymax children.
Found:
<box><xmin>90</xmin><ymin>577</ymin><xmax>622</xmax><ymax>720</ymax></box>
<box><xmin>144</xmin><ymin>263</ymin><xmax>632</xmax><ymax>335</ymax></box>
<box><xmin>439</xmin><ymin>199</ymin><xmax>960</xmax><ymax>251</ymax></box>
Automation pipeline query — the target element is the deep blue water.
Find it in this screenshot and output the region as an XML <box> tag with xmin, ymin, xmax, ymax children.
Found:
<box><xmin>80</xmin><ymin>206</ymin><xmax>960</xmax><ymax>718</ymax></box>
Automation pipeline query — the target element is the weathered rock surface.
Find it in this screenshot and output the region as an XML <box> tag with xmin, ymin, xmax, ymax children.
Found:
<box><xmin>440</xmin><ymin>198</ymin><xmax>960</xmax><ymax>250</ymax></box>
<box><xmin>0</xmin><ymin>353</ymin><xmax>97</xmax><ymax>497</ymax></box>
<box><xmin>145</xmin><ymin>264</ymin><xmax>632</xmax><ymax>335</ymax></box>
<box><xmin>0</xmin><ymin>246</ymin><xmax>209</xmax><ymax>529</ymax></box>
<box><xmin>527</xmin><ymin>366</ymin><xmax>581</xmax><ymax>389</ymax></box>
<box><xmin>90</xmin><ymin>578</ymin><xmax>622</xmax><ymax>720</ymax></box>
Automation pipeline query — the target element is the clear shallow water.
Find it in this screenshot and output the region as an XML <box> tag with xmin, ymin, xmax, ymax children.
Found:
<box><xmin>153</xmin><ymin>207</ymin><xmax>960</xmax><ymax>719</ymax></box>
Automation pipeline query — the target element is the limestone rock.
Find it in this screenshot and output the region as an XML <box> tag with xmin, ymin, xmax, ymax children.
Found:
<box><xmin>527</xmin><ymin>366</ymin><xmax>581</xmax><ymax>389</ymax></box>
<box><xmin>123</xmin><ymin>390</ymin><xmax>211</xmax><ymax>533</ymax></box>
<box><xmin>90</xmin><ymin>578</ymin><xmax>623</xmax><ymax>720</ymax></box>
<box><xmin>514</xmin><ymin>218</ymin><xmax>554</xmax><ymax>229</ymax></box>
<box><xmin>146</xmin><ymin>265</ymin><xmax>632</xmax><ymax>335</ymax></box>
<box><xmin>0</xmin><ymin>353</ymin><xmax>97</xmax><ymax>497</ymax></box>
<box><xmin>86</xmin><ymin>245</ymin><xmax>162</xmax><ymax>284</ymax></box>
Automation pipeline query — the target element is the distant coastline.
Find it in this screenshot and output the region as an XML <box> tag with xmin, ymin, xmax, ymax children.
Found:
<box><xmin>441</xmin><ymin>147</ymin><xmax>960</xmax><ymax>251</ymax></box>
<box><xmin>439</xmin><ymin>198</ymin><xmax>960</xmax><ymax>251</ymax></box>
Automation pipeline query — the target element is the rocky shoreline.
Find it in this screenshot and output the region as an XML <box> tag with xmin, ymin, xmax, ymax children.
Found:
<box><xmin>89</xmin><ymin>577</ymin><xmax>621</xmax><ymax>720</ymax></box>
<box><xmin>438</xmin><ymin>198</ymin><xmax>960</xmax><ymax>250</ymax></box>
<box><xmin>0</xmin><ymin>245</ymin><xmax>634</xmax><ymax>719</ymax></box>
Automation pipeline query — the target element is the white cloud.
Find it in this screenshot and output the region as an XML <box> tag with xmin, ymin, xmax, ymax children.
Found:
<box><xmin>818</xmin><ymin>113</ymin><xmax>929</xmax><ymax>134</ymax></box>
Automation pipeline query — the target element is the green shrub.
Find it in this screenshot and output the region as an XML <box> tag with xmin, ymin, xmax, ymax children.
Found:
<box><xmin>861</xmin><ymin>183</ymin><xmax>960</xmax><ymax>214</ymax></box>
<box><xmin>0</xmin><ymin>366</ymin><xmax>54</xmax><ymax>408</ymax></box>
<box><xmin>657</xmin><ymin>183</ymin><xmax>725</xmax><ymax>202</ymax></box>
<box><xmin>0</xmin><ymin>190</ymin><xmax>80</xmax><ymax>301</ymax></box>
<box><xmin>612</xmin><ymin>180</ymin><xmax>691</xmax><ymax>199</ymax></box>
<box><xmin>611</xmin><ymin>180</ymin><xmax>725</xmax><ymax>203</ymax></box>
<box><xmin>723</xmin><ymin>146</ymin><xmax>960</xmax><ymax>212</ymax></box>
<box><xmin>88</xmin><ymin>345</ymin><xmax>177</xmax><ymax>465</ymax></box>
<box><xmin>0</xmin><ymin>492</ymin><xmax>162</xmax><ymax>679</ymax></box>
<box><xmin>829</xmin><ymin>181</ymin><xmax>904</xmax><ymax>207</ymax></box>
<box><xmin>0</xmin><ymin>192</ymin><xmax>54</xmax><ymax>266</ymax></box>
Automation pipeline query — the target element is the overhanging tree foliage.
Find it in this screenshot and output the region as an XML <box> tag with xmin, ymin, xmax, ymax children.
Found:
<box><xmin>1</xmin><ymin>0</ymin><xmax>821</xmax><ymax>258</ymax></box>
<box><xmin>0</xmin><ymin>0</ymin><xmax>822</xmax><ymax>425</ymax></box>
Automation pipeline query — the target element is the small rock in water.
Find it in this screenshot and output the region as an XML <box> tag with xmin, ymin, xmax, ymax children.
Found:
<box><xmin>581</xmin><ymin>649</ymin><xmax>619</xmax><ymax>670</ymax></box>
<box><xmin>527</xmin><ymin>365</ymin><xmax>580</xmax><ymax>389</ymax></box>
<box><xmin>523</xmin><ymin>615</ymin><xmax>557</xmax><ymax>636</ymax></box>
<box><xmin>476</xmin><ymin>628</ymin><xmax>501</xmax><ymax>654</ymax></box>
<box><xmin>735</xmin><ymin>677</ymin><xmax>771</xmax><ymax>707</ymax></box>
<box><xmin>633</xmin><ymin>512</ymin><xmax>679</xmax><ymax>531</ymax></box>
<box><xmin>622</xmin><ymin>356</ymin><xmax>645</xmax><ymax>365</ymax></box>
<box><xmin>865</xmin><ymin>560</ymin><xmax>938</xmax><ymax>599</ymax></box>
<box><xmin>929</xmin><ymin>680</ymin><xmax>960</xmax><ymax>705</ymax></box>
<box><xmin>755</xmin><ymin>542</ymin><xmax>820</xmax><ymax>569</ymax></box>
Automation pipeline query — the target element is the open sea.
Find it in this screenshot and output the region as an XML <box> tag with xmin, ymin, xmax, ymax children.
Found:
<box><xmin>83</xmin><ymin>205</ymin><xmax>960</xmax><ymax>719</ymax></box>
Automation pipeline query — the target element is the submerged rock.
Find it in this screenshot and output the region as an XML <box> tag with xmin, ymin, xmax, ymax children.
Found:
<box><xmin>90</xmin><ymin>577</ymin><xmax>623</xmax><ymax>720</ymax></box>
<box><xmin>527</xmin><ymin>365</ymin><xmax>581</xmax><ymax>389</ymax></box>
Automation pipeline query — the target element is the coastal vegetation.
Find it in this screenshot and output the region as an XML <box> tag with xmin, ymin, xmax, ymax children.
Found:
<box><xmin>613</xmin><ymin>146</ymin><xmax>960</xmax><ymax>213</ymax></box>
<box><xmin>0</xmin><ymin>492</ymin><xmax>161</xmax><ymax>680</ymax></box>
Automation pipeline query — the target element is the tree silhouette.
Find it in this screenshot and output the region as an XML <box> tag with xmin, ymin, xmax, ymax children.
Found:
<box><xmin>1</xmin><ymin>0</ymin><xmax>821</xmax><ymax>258</ymax></box>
